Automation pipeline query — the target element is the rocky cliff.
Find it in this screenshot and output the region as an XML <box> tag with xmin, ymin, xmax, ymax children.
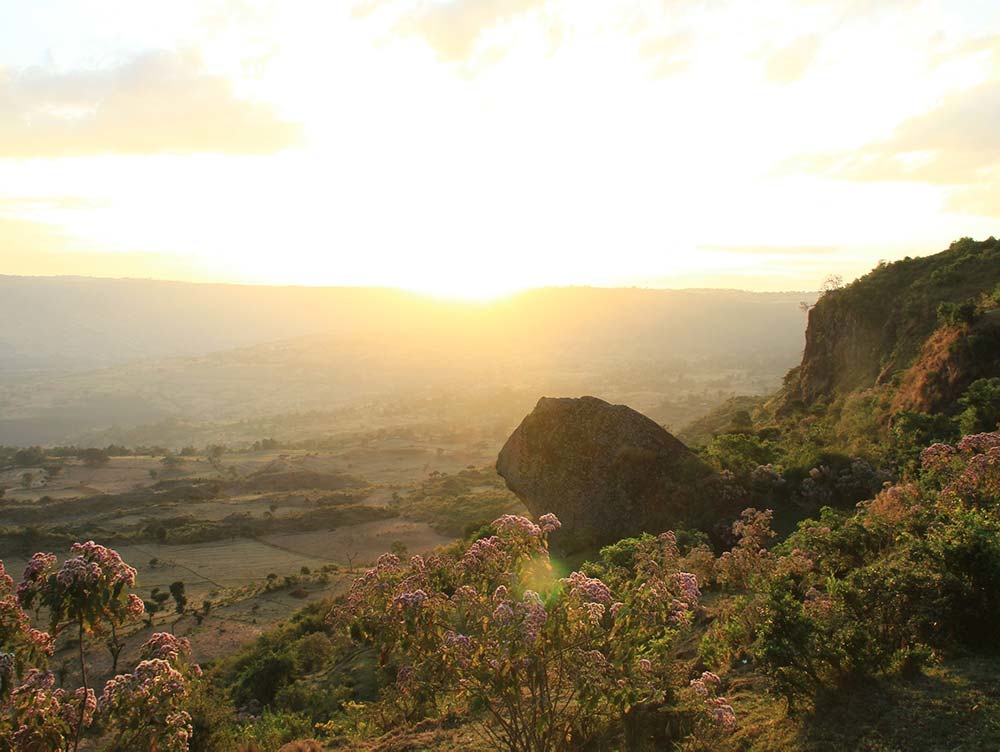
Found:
<box><xmin>784</xmin><ymin>237</ymin><xmax>1000</xmax><ymax>412</ymax></box>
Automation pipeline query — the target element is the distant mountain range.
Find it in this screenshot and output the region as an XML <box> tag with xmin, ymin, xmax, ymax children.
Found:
<box><xmin>0</xmin><ymin>276</ymin><xmax>817</xmax><ymax>445</ymax></box>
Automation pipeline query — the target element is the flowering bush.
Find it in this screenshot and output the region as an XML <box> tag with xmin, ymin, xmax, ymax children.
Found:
<box><xmin>688</xmin><ymin>671</ymin><xmax>735</xmax><ymax>732</ymax></box>
<box><xmin>99</xmin><ymin>633</ymin><xmax>201</xmax><ymax>752</ymax></box>
<box><xmin>714</xmin><ymin>508</ymin><xmax>775</xmax><ymax>591</ymax></box>
<box><xmin>1</xmin><ymin>544</ymin><xmax>200</xmax><ymax>752</ymax></box>
<box><xmin>329</xmin><ymin>514</ymin><xmax>713</xmax><ymax>751</ymax></box>
<box><xmin>703</xmin><ymin>431</ymin><xmax>1000</xmax><ymax>707</ymax></box>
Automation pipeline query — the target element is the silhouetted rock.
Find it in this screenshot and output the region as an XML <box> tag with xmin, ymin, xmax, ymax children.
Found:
<box><xmin>497</xmin><ymin>396</ymin><xmax>723</xmax><ymax>551</ymax></box>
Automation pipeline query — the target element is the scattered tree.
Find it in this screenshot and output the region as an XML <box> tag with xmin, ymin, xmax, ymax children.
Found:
<box><xmin>820</xmin><ymin>273</ymin><xmax>844</xmax><ymax>294</ymax></box>
<box><xmin>79</xmin><ymin>448</ymin><xmax>110</xmax><ymax>469</ymax></box>
<box><xmin>13</xmin><ymin>446</ymin><xmax>45</xmax><ymax>468</ymax></box>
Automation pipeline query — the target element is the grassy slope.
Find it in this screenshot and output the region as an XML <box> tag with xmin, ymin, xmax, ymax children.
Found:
<box><xmin>729</xmin><ymin>654</ymin><xmax>1000</xmax><ymax>752</ymax></box>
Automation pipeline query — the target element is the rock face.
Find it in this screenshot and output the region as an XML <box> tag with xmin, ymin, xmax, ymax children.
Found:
<box><xmin>782</xmin><ymin>238</ymin><xmax>1000</xmax><ymax>412</ymax></box>
<box><xmin>496</xmin><ymin>396</ymin><xmax>720</xmax><ymax>551</ymax></box>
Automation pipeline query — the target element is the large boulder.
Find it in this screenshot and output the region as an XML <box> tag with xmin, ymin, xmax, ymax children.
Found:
<box><xmin>497</xmin><ymin>396</ymin><xmax>723</xmax><ymax>551</ymax></box>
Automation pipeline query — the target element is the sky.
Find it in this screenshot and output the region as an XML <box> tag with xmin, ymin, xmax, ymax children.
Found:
<box><xmin>0</xmin><ymin>0</ymin><xmax>998</xmax><ymax>299</ymax></box>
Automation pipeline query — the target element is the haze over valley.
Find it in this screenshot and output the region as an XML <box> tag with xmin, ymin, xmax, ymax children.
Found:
<box><xmin>0</xmin><ymin>276</ymin><xmax>815</xmax><ymax>447</ymax></box>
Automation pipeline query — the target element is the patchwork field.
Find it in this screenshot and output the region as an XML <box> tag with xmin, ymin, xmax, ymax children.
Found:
<box><xmin>0</xmin><ymin>436</ymin><xmax>526</xmax><ymax>682</ymax></box>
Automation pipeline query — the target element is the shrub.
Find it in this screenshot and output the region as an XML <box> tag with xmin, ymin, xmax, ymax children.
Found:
<box><xmin>715</xmin><ymin>431</ymin><xmax>1000</xmax><ymax>707</ymax></box>
<box><xmin>327</xmin><ymin>514</ymin><xmax>727</xmax><ymax>750</ymax></box>
<box><xmin>2</xmin><ymin>545</ymin><xmax>200</xmax><ymax>751</ymax></box>
<box><xmin>958</xmin><ymin>378</ymin><xmax>1000</xmax><ymax>435</ymax></box>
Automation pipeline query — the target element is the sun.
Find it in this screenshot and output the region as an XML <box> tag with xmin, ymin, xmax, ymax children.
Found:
<box><xmin>402</xmin><ymin>275</ymin><xmax>531</xmax><ymax>303</ymax></box>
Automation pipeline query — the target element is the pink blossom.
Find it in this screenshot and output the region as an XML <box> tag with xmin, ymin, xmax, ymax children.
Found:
<box><xmin>141</xmin><ymin>633</ymin><xmax>192</xmax><ymax>663</ymax></box>
<box><xmin>127</xmin><ymin>593</ymin><xmax>146</xmax><ymax>618</ymax></box>
<box><xmin>375</xmin><ymin>553</ymin><xmax>401</xmax><ymax>571</ymax></box>
<box><xmin>519</xmin><ymin>590</ymin><xmax>547</xmax><ymax>644</ymax></box>
<box><xmin>392</xmin><ymin>589</ymin><xmax>428</xmax><ymax>611</ymax></box>
<box><xmin>957</xmin><ymin>432</ymin><xmax>1000</xmax><ymax>455</ymax></box>
<box><xmin>494</xmin><ymin>514</ymin><xmax>542</xmax><ymax>538</ymax></box>
<box><xmin>673</xmin><ymin>572</ymin><xmax>701</xmax><ymax>605</ymax></box>
<box><xmin>70</xmin><ymin>541</ymin><xmax>137</xmax><ymax>587</ymax></box>
<box><xmin>55</xmin><ymin>557</ymin><xmax>102</xmax><ymax>589</ymax></box>
<box><xmin>562</xmin><ymin>571</ymin><xmax>614</xmax><ymax>605</ymax></box>
<box><xmin>920</xmin><ymin>442</ymin><xmax>958</xmax><ymax>472</ymax></box>
<box><xmin>582</xmin><ymin>601</ymin><xmax>606</xmax><ymax>624</ymax></box>
<box><xmin>538</xmin><ymin>513</ymin><xmax>561</xmax><ymax>533</ymax></box>
<box><xmin>461</xmin><ymin>536</ymin><xmax>502</xmax><ymax>568</ymax></box>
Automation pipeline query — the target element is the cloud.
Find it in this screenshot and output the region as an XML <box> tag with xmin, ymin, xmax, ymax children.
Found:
<box><xmin>641</xmin><ymin>32</ymin><xmax>692</xmax><ymax>78</ymax></box>
<box><xmin>945</xmin><ymin>174</ymin><xmax>1000</xmax><ymax>217</ymax></box>
<box><xmin>698</xmin><ymin>243</ymin><xmax>839</xmax><ymax>256</ymax></box>
<box><xmin>786</xmin><ymin>76</ymin><xmax>1000</xmax><ymax>217</ymax></box>
<box><xmin>0</xmin><ymin>215</ymin><xmax>209</xmax><ymax>280</ymax></box>
<box><xmin>0</xmin><ymin>50</ymin><xmax>302</xmax><ymax>157</ymax></box>
<box><xmin>794</xmin><ymin>78</ymin><xmax>1000</xmax><ymax>183</ymax></box>
<box><xmin>394</xmin><ymin>0</ymin><xmax>549</xmax><ymax>61</ymax></box>
<box><xmin>764</xmin><ymin>34</ymin><xmax>821</xmax><ymax>84</ymax></box>
<box><xmin>0</xmin><ymin>196</ymin><xmax>108</xmax><ymax>212</ymax></box>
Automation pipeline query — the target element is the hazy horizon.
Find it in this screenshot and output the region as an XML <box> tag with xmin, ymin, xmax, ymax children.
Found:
<box><xmin>0</xmin><ymin>270</ymin><xmax>825</xmax><ymax>297</ymax></box>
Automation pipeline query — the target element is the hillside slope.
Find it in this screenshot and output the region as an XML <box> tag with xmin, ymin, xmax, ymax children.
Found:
<box><xmin>783</xmin><ymin>236</ymin><xmax>1000</xmax><ymax>410</ymax></box>
<box><xmin>725</xmin><ymin>237</ymin><xmax>1000</xmax><ymax>467</ymax></box>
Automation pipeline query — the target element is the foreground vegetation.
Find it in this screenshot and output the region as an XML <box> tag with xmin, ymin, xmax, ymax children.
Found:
<box><xmin>3</xmin><ymin>427</ymin><xmax>998</xmax><ymax>750</ymax></box>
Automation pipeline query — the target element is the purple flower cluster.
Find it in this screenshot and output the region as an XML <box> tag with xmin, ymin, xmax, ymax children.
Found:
<box><xmin>494</xmin><ymin>514</ymin><xmax>542</xmax><ymax>538</ymax></box>
<box><xmin>538</xmin><ymin>513</ymin><xmax>561</xmax><ymax>533</ymax></box>
<box><xmin>15</xmin><ymin>552</ymin><xmax>56</xmax><ymax>603</ymax></box>
<box><xmin>493</xmin><ymin>601</ymin><xmax>515</xmax><ymax>622</ymax></box>
<box><xmin>69</xmin><ymin>541</ymin><xmax>137</xmax><ymax>588</ymax></box>
<box><xmin>657</xmin><ymin>531</ymin><xmax>681</xmax><ymax>560</ymax></box>
<box><xmin>668</xmin><ymin>598</ymin><xmax>692</xmax><ymax>626</ymax></box>
<box><xmin>918</xmin><ymin>433</ymin><xmax>1000</xmax><ymax>504</ymax></box>
<box><xmin>55</xmin><ymin>557</ymin><xmax>102</xmax><ymax>589</ymax></box>
<box><xmin>101</xmin><ymin>656</ymin><xmax>193</xmax><ymax>752</ymax></box>
<box><xmin>957</xmin><ymin>432</ymin><xmax>1000</xmax><ymax>454</ymax></box>
<box><xmin>921</xmin><ymin>442</ymin><xmax>958</xmax><ymax>472</ymax></box>
<box><xmin>710</xmin><ymin>697</ymin><xmax>737</xmax><ymax>730</ymax></box>
<box><xmin>375</xmin><ymin>553</ymin><xmax>401</xmax><ymax>572</ymax></box>
<box><xmin>141</xmin><ymin>632</ymin><xmax>192</xmax><ymax>663</ymax></box>
<box><xmin>8</xmin><ymin>669</ymin><xmax>96</xmax><ymax>747</ymax></box>
<box><xmin>562</xmin><ymin>571</ymin><xmax>614</xmax><ymax>605</ymax></box>
<box><xmin>450</xmin><ymin>585</ymin><xmax>478</xmax><ymax>604</ymax></box>
<box><xmin>127</xmin><ymin>592</ymin><xmax>146</xmax><ymax>618</ymax></box>
<box><xmin>392</xmin><ymin>589</ymin><xmax>428</xmax><ymax>611</ymax></box>
<box><xmin>582</xmin><ymin>602</ymin><xmax>606</xmax><ymax>624</ymax></box>
<box><xmin>1</xmin><ymin>563</ymin><xmax>54</xmax><ymax>657</ymax></box>
<box><xmin>673</xmin><ymin>572</ymin><xmax>701</xmax><ymax>605</ymax></box>
<box><xmin>461</xmin><ymin>536</ymin><xmax>503</xmax><ymax>568</ymax></box>
<box><xmin>442</xmin><ymin>631</ymin><xmax>475</xmax><ymax>669</ymax></box>
<box><xmin>690</xmin><ymin>671</ymin><xmax>736</xmax><ymax>731</ymax></box>
<box><xmin>519</xmin><ymin>590</ymin><xmax>547</xmax><ymax>644</ymax></box>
